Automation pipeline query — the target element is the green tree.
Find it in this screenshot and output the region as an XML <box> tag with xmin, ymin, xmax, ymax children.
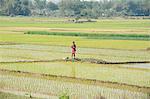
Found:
<box><xmin>47</xmin><ymin>1</ymin><xmax>58</xmax><ymax>11</ymax></box>
<box><xmin>59</xmin><ymin>0</ymin><xmax>84</xmax><ymax>17</ymax></box>
<box><xmin>34</xmin><ymin>0</ymin><xmax>46</xmax><ymax>10</ymax></box>
<box><xmin>0</xmin><ymin>0</ymin><xmax>31</xmax><ymax>16</ymax></box>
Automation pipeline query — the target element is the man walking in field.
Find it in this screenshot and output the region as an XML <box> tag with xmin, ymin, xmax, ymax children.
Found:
<box><xmin>71</xmin><ymin>41</ymin><xmax>76</xmax><ymax>59</ymax></box>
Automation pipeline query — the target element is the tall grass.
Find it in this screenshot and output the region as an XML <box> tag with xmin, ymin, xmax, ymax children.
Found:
<box><xmin>25</xmin><ymin>31</ymin><xmax>150</xmax><ymax>41</ymax></box>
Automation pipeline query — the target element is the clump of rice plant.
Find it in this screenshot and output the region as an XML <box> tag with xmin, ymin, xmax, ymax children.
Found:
<box><xmin>59</xmin><ymin>89</ymin><xmax>69</xmax><ymax>99</ymax></box>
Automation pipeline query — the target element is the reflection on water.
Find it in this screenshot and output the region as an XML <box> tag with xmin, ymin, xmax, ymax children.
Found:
<box><xmin>123</xmin><ymin>63</ymin><xmax>150</xmax><ymax>69</ymax></box>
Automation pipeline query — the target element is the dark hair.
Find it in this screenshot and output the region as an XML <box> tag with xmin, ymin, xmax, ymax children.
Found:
<box><xmin>73</xmin><ymin>41</ymin><xmax>75</xmax><ymax>43</ymax></box>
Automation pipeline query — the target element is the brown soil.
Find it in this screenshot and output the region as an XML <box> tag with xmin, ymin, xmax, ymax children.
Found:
<box><xmin>146</xmin><ymin>47</ymin><xmax>150</xmax><ymax>51</ymax></box>
<box><xmin>1</xmin><ymin>58</ymin><xmax>150</xmax><ymax>65</ymax></box>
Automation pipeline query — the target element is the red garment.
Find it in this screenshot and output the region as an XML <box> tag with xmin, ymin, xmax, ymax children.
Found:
<box><xmin>71</xmin><ymin>45</ymin><xmax>76</xmax><ymax>54</ymax></box>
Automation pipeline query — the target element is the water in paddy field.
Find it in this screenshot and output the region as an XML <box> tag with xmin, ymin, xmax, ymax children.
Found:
<box><xmin>123</xmin><ymin>63</ymin><xmax>150</xmax><ymax>69</ymax></box>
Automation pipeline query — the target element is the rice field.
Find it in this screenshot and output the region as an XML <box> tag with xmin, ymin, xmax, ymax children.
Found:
<box><xmin>1</xmin><ymin>62</ymin><xmax>150</xmax><ymax>87</ymax></box>
<box><xmin>1</xmin><ymin>74</ymin><xmax>150</xmax><ymax>99</ymax></box>
<box><xmin>0</xmin><ymin>92</ymin><xmax>34</xmax><ymax>99</ymax></box>
<box><xmin>0</xmin><ymin>17</ymin><xmax>150</xmax><ymax>98</ymax></box>
<box><xmin>0</xmin><ymin>44</ymin><xmax>150</xmax><ymax>62</ymax></box>
<box><xmin>1</xmin><ymin>33</ymin><xmax>150</xmax><ymax>50</ymax></box>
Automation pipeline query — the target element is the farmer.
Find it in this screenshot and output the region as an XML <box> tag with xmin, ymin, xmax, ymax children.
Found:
<box><xmin>71</xmin><ymin>41</ymin><xmax>76</xmax><ymax>59</ymax></box>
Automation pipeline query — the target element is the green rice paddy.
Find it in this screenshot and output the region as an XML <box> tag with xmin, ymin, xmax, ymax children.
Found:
<box><xmin>0</xmin><ymin>17</ymin><xmax>150</xmax><ymax>98</ymax></box>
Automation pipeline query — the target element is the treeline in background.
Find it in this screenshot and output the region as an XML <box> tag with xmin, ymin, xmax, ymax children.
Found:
<box><xmin>0</xmin><ymin>0</ymin><xmax>150</xmax><ymax>18</ymax></box>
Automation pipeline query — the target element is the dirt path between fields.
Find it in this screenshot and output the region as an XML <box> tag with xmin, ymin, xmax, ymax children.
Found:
<box><xmin>1</xmin><ymin>58</ymin><xmax>150</xmax><ymax>64</ymax></box>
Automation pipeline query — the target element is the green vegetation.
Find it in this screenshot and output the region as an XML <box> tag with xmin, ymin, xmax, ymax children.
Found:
<box><xmin>1</xmin><ymin>62</ymin><xmax>150</xmax><ymax>87</ymax></box>
<box><xmin>0</xmin><ymin>0</ymin><xmax>150</xmax><ymax>17</ymax></box>
<box><xmin>1</xmin><ymin>33</ymin><xmax>149</xmax><ymax>50</ymax></box>
<box><xmin>1</xmin><ymin>44</ymin><xmax>150</xmax><ymax>62</ymax></box>
<box><xmin>0</xmin><ymin>17</ymin><xmax>150</xmax><ymax>98</ymax></box>
<box><xmin>0</xmin><ymin>17</ymin><xmax>150</xmax><ymax>32</ymax></box>
<box><xmin>1</xmin><ymin>73</ymin><xmax>149</xmax><ymax>99</ymax></box>
<box><xmin>25</xmin><ymin>31</ymin><xmax>150</xmax><ymax>41</ymax></box>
